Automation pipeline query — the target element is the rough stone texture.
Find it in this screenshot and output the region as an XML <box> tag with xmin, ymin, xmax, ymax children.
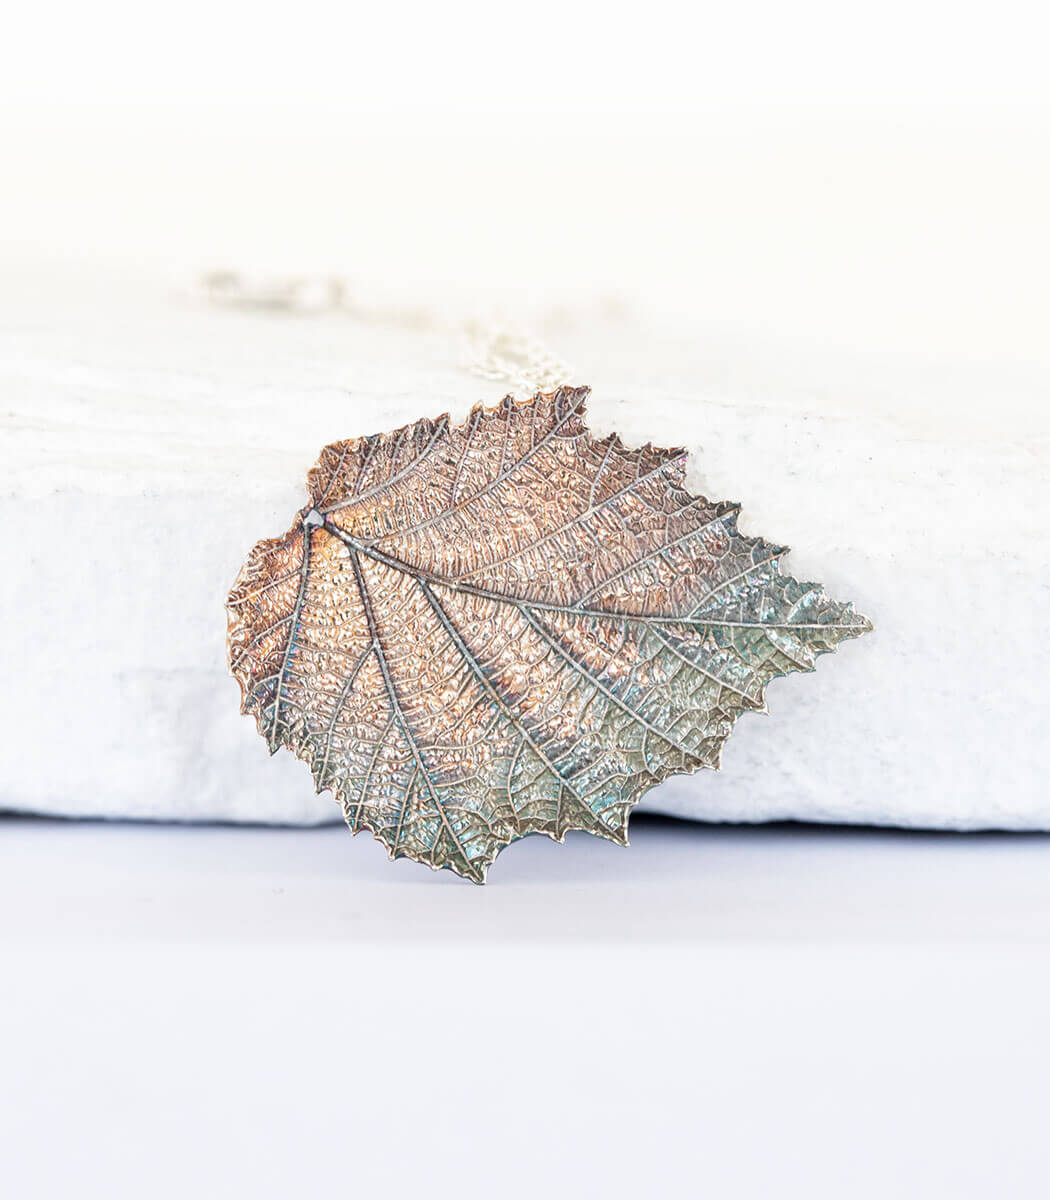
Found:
<box><xmin>2</xmin><ymin>271</ymin><xmax>1046</xmax><ymax>831</ymax></box>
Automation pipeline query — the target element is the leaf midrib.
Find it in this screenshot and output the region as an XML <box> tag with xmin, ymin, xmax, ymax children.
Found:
<box><xmin>320</xmin><ymin>519</ymin><xmax>855</xmax><ymax>633</ymax></box>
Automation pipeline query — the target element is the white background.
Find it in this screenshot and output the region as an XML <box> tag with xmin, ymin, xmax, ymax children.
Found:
<box><xmin>3</xmin><ymin>2</ymin><xmax>1050</xmax><ymax>1196</ymax></box>
<box><xmin>3</xmin><ymin>2</ymin><xmax>1049</xmax><ymax>378</ymax></box>
<box><xmin>5</xmin><ymin>818</ymin><xmax>1050</xmax><ymax>1198</ymax></box>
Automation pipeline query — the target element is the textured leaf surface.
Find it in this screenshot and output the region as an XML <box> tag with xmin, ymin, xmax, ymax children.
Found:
<box><xmin>227</xmin><ymin>387</ymin><xmax>870</xmax><ymax>881</ymax></box>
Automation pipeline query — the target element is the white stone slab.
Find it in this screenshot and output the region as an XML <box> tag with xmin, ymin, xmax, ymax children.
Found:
<box><xmin>2</xmin><ymin>271</ymin><xmax>1046</xmax><ymax>829</ymax></box>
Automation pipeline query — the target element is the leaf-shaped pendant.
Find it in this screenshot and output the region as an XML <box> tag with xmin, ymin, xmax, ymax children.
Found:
<box><xmin>227</xmin><ymin>387</ymin><xmax>871</xmax><ymax>881</ymax></box>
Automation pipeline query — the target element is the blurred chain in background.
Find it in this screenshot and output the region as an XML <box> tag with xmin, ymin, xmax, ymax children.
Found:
<box><xmin>199</xmin><ymin>270</ymin><xmax>573</xmax><ymax>396</ymax></box>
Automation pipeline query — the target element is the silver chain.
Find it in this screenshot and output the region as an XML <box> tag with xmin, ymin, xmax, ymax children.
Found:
<box><xmin>199</xmin><ymin>270</ymin><xmax>574</xmax><ymax>395</ymax></box>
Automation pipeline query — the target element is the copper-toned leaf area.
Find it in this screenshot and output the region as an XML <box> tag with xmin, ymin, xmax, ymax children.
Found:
<box><xmin>227</xmin><ymin>387</ymin><xmax>871</xmax><ymax>881</ymax></box>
